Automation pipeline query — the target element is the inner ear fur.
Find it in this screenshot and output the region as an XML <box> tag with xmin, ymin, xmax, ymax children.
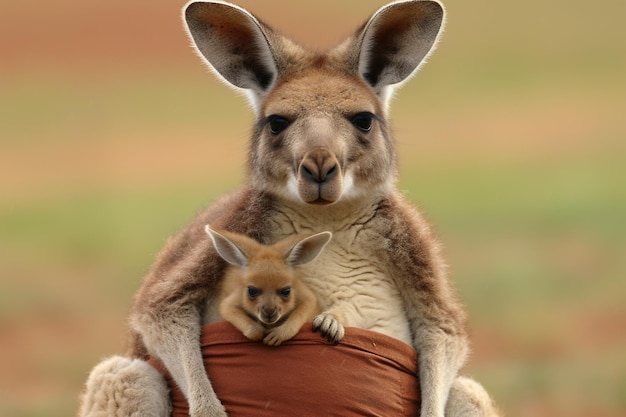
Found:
<box><xmin>184</xmin><ymin>1</ymin><xmax>444</xmax><ymax>111</ymax></box>
<box><xmin>355</xmin><ymin>0</ymin><xmax>445</xmax><ymax>95</ymax></box>
<box><xmin>205</xmin><ymin>225</ymin><xmax>259</xmax><ymax>267</ymax></box>
<box><xmin>280</xmin><ymin>232</ymin><xmax>332</xmax><ymax>267</ymax></box>
<box><xmin>184</xmin><ymin>1</ymin><xmax>277</xmax><ymax>94</ymax></box>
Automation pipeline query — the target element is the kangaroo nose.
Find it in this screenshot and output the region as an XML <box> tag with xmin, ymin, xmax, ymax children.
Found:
<box><xmin>300</xmin><ymin>148</ymin><xmax>338</xmax><ymax>184</ymax></box>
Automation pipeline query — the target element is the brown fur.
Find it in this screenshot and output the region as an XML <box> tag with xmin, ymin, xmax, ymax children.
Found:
<box><xmin>79</xmin><ymin>2</ymin><xmax>500</xmax><ymax>417</ymax></box>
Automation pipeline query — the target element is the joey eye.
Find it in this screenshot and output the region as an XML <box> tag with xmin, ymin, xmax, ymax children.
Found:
<box><xmin>279</xmin><ymin>287</ymin><xmax>291</xmax><ymax>297</ymax></box>
<box><xmin>247</xmin><ymin>286</ymin><xmax>260</xmax><ymax>299</ymax></box>
<box><xmin>352</xmin><ymin>112</ymin><xmax>374</xmax><ymax>132</ymax></box>
<box><xmin>268</xmin><ymin>116</ymin><xmax>290</xmax><ymax>135</ymax></box>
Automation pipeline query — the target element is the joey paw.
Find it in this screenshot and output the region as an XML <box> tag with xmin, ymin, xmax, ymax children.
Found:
<box><xmin>312</xmin><ymin>313</ymin><xmax>344</xmax><ymax>344</ymax></box>
<box><xmin>242</xmin><ymin>326</ymin><xmax>264</xmax><ymax>342</ymax></box>
<box><xmin>263</xmin><ymin>331</ymin><xmax>285</xmax><ymax>346</ymax></box>
<box><xmin>263</xmin><ymin>325</ymin><xmax>298</xmax><ymax>346</ymax></box>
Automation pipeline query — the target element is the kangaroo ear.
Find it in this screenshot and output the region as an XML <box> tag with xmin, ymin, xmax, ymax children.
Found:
<box><xmin>284</xmin><ymin>232</ymin><xmax>332</xmax><ymax>266</ymax></box>
<box><xmin>205</xmin><ymin>225</ymin><xmax>249</xmax><ymax>267</ymax></box>
<box><xmin>355</xmin><ymin>0</ymin><xmax>445</xmax><ymax>103</ymax></box>
<box><xmin>184</xmin><ymin>1</ymin><xmax>277</xmax><ymax>109</ymax></box>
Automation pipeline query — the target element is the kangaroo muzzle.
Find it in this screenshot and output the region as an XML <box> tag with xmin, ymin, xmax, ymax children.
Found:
<box><xmin>297</xmin><ymin>147</ymin><xmax>343</xmax><ymax>204</ymax></box>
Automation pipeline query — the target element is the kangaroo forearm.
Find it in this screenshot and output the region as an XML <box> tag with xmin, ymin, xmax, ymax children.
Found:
<box><xmin>416</xmin><ymin>327</ymin><xmax>470</xmax><ymax>417</ymax></box>
<box><xmin>130</xmin><ymin>304</ymin><xmax>208</xmax><ymax>398</ymax></box>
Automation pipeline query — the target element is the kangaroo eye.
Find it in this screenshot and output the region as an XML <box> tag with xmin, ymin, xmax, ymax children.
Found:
<box><xmin>247</xmin><ymin>286</ymin><xmax>260</xmax><ymax>299</ymax></box>
<box><xmin>352</xmin><ymin>112</ymin><xmax>374</xmax><ymax>132</ymax></box>
<box><xmin>268</xmin><ymin>115</ymin><xmax>290</xmax><ymax>135</ymax></box>
<box><xmin>279</xmin><ymin>287</ymin><xmax>291</xmax><ymax>297</ymax></box>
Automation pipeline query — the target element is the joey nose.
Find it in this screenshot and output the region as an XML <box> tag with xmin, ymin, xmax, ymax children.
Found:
<box><xmin>262</xmin><ymin>306</ymin><xmax>278</xmax><ymax>323</ymax></box>
<box><xmin>300</xmin><ymin>149</ymin><xmax>338</xmax><ymax>184</ymax></box>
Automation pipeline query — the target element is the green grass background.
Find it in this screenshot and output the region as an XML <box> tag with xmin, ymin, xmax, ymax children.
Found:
<box><xmin>1</xmin><ymin>0</ymin><xmax>625</xmax><ymax>416</ymax></box>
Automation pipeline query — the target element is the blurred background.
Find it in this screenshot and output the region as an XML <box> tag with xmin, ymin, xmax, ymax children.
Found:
<box><xmin>1</xmin><ymin>0</ymin><xmax>625</xmax><ymax>416</ymax></box>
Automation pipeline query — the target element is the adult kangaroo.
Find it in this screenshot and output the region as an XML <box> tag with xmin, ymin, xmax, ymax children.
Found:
<box><xmin>79</xmin><ymin>1</ymin><xmax>500</xmax><ymax>416</ymax></box>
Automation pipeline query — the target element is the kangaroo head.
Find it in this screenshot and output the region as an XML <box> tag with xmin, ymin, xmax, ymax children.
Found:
<box><xmin>205</xmin><ymin>225</ymin><xmax>331</xmax><ymax>325</ymax></box>
<box><xmin>185</xmin><ymin>1</ymin><xmax>444</xmax><ymax>206</ymax></box>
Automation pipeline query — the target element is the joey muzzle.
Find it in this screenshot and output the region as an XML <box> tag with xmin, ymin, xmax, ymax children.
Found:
<box><xmin>260</xmin><ymin>305</ymin><xmax>279</xmax><ymax>324</ymax></box>
<box><xmin>297</xmin><ymin>147</ymin><xmax>342</xmax><ymax>205</ymax></box>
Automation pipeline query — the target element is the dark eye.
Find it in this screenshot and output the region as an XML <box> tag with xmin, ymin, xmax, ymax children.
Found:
<box><xmin>247</xmin><ymin>286</ymin><xmax>260</xmax><ymax>299</ymax></box>
<box><xmin>279</xmin><ymin>287</ymin><xmax>291</xmax><ymax>297</ymax></box>
<box><xmin>352</xmin><ymin>112</ymin><xmax>374</xmax><ymax>132</ymax></box>
<box><xmin>268</xmin><ymin>115</ymin><xmax>290</xmax><ymax>135</ymax></box>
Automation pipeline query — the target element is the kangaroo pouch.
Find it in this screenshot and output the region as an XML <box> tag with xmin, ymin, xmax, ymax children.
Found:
<box><xmin>149</xmin><ymin>321</ymin><xmax>420</xmax><ymax>417</ymax></box>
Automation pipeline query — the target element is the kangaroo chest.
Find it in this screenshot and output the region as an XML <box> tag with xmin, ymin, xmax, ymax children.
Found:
<box><xmin>272</xmin><ymin>207</ymin><xmax>413</xmax><ymax>346</ymax></box>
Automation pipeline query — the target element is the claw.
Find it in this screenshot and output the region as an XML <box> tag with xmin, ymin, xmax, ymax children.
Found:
<box><xmin>263</xmin><ymin>333</ymin><xmax>283</xmax><ymax>346</ymax></box>
<box><xmin>312</xmin><ymin>313</ymin><xmax>345</xmax><ymax>344</ymax></box>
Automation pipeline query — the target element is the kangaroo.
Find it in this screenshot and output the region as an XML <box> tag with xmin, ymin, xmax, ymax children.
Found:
<box><xmin>206</xmin><ymin>225</ymin><xmax>332</xmax><ymax>346</ymax></box>
<box><xmin>79</xmin><ymin>1</ymin><xmax>500</xmax><ymax>417</ymax></box>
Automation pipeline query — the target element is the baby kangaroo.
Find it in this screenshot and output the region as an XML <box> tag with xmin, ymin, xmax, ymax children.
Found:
<box><xmin>205</xmin><ymin>225</ymin><xmax>332</xmax><ymax>346</ymax></box>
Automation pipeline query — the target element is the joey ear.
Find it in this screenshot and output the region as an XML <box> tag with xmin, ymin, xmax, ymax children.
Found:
<box><xmin>205</xmin><ymin>225</ymin><xmax>249</xmax><ymax>267</ymax></box>
<box><xmin>355</xmin><ymin>0</ymin><xmax>445</xmax><ymax>102</ymax></box>
<box><xmin>184</xmin><ymin>1</ymin><xmax>277</xmax><ymax>108</ymax></box>
<box><xmin>284</xmin><ymin>232</ymin><xmax>332</xmax><ymax>266</ymax></box>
